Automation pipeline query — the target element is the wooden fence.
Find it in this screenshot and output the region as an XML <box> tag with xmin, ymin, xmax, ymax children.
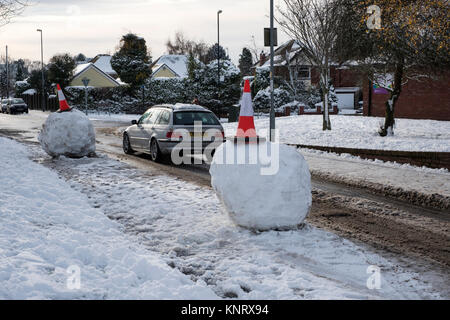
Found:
<box><xmin>22</xmin><ymin>93</ymin><xmax>59</xmax><ymax>112</ymax></box>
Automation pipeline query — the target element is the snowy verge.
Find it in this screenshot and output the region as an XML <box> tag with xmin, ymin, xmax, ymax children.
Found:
<box><xmin>223</xmin><ymin>115</ymin><xmax>450</xmax><ymax>152</ymax></box>
<box><xmin>301</xmin><ymin>149</ymin><xmax>450</xmax><ymax>210</ymax></box>
<box><xmin>0</xmin><ymin>137</ymin><xmax>217</xmax><ymax>299</ymax></box>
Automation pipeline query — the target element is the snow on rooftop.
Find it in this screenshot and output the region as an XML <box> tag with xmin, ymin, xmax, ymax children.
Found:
<box><xmin>74</xmin><ymin>63</ymin><xmax>91</xmax><ymax>76</ymax></box>
<box><xmin>22</xmin><ymin>89</ymin><xmax>37</xmax><ymax>95</ymax></box>
<box><xmin>173</xmin><ymin>103</ymin><xmax>208</xmax><ymax>111</ymax></box>
<box><xmin>92</xmin><ymin>55</ymin><xmax>116</xmax><ymax>76</ymax></box>
<box><xmin>153</xmin><ymin>55</ymin><xmax>188</xmax><ymax>78</ymax></box>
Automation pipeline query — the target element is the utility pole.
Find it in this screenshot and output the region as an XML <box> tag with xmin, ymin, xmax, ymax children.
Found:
<box><xmin>217</xmin><ymin>10</ymin><xmax>222</xmax><ymax>103</ymax></box>
<box><xmin>37</xmin><ymin>29</ymin><xmax>45</xmax><ymax>111</ymax></box>
<box><xmin>82</xmin><ymin>77</ymin><xmax>90</xmax><ymax>115</ymax></box>
<box><xmin>5</xmin><ymin>46</ymin><xmax>9</xmax><ymax>99</ymax></box>
<box><xmin>269</xmin><ymin>0</ymin><xmax>275</xmax><ymax>142</ymax></box>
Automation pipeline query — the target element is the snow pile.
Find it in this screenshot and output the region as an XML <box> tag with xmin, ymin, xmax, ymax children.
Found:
<box><xmin>38</xmin><ymin>109</ymin><xmax>96</xmax><ymax>158</ymax></box>
<box><xmin>0</xmin><ymin>137</ymin><xmax>217</xmax><ymax>299</ymax></box>
<box><xmin>210</xmin><ymin>141</ymin><xmax>312</xmax><ymax>231</ymax></box>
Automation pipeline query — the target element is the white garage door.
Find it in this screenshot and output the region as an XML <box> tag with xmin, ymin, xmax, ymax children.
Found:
<box><xmin>336</xmin><ymin>93</ymin><xmax>354</xmax><ymax>109</ymax></box>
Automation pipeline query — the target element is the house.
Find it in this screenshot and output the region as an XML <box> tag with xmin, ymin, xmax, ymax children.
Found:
<box><xmin>254</xmin><ymin>40</ymin><xmax>313</xmax><ymax>86</ymax></box>
<box><xmin>254</xmin><ymin>40</ymin><xmax>363</xmax><ymax>110</ymax></box>
<box><xmin>363</xmin><ymin>71</ymin><xmax>450</xmax><ymax>121</ymax></box>
<box><xmin>150</xmin><ymin>55</ymin><xmax>189</xmax><ymax>79</ymax></box>
<box><xmin>70</xmin><ymin>63</ymin><xmax>120</xmax><ymax>88</ymax></box>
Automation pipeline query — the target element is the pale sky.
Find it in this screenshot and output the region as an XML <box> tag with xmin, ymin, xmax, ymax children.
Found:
<box><xmin>0</xmin><ymin>0</ymin><xmax>288</xmax><ymax>64</ymax></box>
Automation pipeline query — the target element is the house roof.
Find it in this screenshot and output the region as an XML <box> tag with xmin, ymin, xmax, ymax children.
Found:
<box><xmin>72</xmin><ymin>63</ymin><xmax>121</xmax><ymax>86</ymax></box>
<box><xmin>151</xmin><ymin>55</ymin><xmax>189</xmax><ymax>78</ymax></box>
<box><xmin>152</xmin><ymin>63</ymin><xmax>179</xmax><ymax>78</ymax></box>
<box><xmin>90</xmin><ymin>54</ymin><xmax>117</xmax><ymax>76</ymax></box>
<box><xmin>255</xmin><ymin>40</ymin><xmax>306</xmax><ymax>69</ymax></box>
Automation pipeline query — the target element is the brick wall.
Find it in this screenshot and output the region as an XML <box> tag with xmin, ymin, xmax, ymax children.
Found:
<box><xmin>364</xmin><ymin>72</ymin><xmax>450</xmax><ymax>121</ymax></box>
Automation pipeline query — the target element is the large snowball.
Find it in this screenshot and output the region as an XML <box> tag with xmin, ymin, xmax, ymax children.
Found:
<box><xmin>210</xmin><ymin>141</ymin><xmax>312</xmax><ymax>231</ymax></box>
<box><xmin>38</xmin><ymin>109</ymin><xmax>96</xmax><ymax>158</ymax></box>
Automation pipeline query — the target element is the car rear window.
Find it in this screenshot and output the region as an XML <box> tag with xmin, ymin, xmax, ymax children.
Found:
<box><xmin>12</xmin><ymin>99</ymin><xmax>24</xmax><ymax>104</ymax></box>
<box><xmin>173</xmin><ymin>111</ymin><xmax>220</xmax><ymax>126</ymax></box>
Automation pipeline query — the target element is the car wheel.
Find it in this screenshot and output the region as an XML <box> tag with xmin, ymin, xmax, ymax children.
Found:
<box><xmin>25</xmin><ymin>109</ymin><xmax>29</xmax><ymax>114</ymax></box>
<box><xmin>150</xmin><ymin>139</ymin><xmax>162</xmax><ymax>162</ymax></box>
<box><xmin>123</xmin><ymin>133</ymin><xmax>134</xmax><ymax>155</ymax></box>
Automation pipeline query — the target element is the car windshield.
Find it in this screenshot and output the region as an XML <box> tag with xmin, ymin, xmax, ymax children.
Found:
<box><xmin>12</xmin><ymin>99</ymin><xmax>24</xmax><ymax>104</ymax></box>
<box><xmin>173</xmin><ymin>111</ymin><xmax>220</xmax><ymax>126</ymax></box>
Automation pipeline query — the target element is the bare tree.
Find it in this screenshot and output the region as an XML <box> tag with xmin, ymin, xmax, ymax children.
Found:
<box><xmin>277</xmin><ymin>0</ymin><xmax>342</xmax><ymax>130</ymax></box>
<box><xmin>0</xmin><ymin>0</ymin><xmax>29</xmax><ymax>27</ymax></box>
<box><xmin>166</xmin><ymin>31</ymin><xmax>209</xmax><ymax>64</ymax></box>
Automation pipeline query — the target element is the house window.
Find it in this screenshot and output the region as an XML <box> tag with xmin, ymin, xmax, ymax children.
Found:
<box><xmin>297</xmin><ymin>66</ymin><xmax>311</xmax><ymax>79</ymax></box>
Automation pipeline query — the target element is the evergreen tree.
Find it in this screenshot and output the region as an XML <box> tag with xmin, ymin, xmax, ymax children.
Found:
<box><xmin>187</xmin><ymin>53</ymin><xmax>201</xmax><ymax>81</ymax></box>
<box><xmin>205</xmin><ymin>43</ymin><xmax>229</xmax><ymax>64</ymax></box>
<box><xmin>15</xmin><ymin>59</ymin><xmax>27</xmax><ymax>81</ymax></box>
<box><xmin>28</xmin><ymin>68</ymin><xmax>51</xmax><ymax>93</ymax></box>
<box><xmin>111</xmin><ymin>33</ymin><xmax>152</xmax><ymax>88</ymax></box>
<box><xmin>74</xmin><ymin>53</ymin><xmax>87</xmax><ymax>63</ymax></box>
<box><xmin>47</xmin><ymin>53</ymin><xmax>76</xmax><ymax>89</ymax></box>
<box><xmin>238</xmin><ymin>48</ymin><xmax>253</xmax><ymax>76</ymax></box>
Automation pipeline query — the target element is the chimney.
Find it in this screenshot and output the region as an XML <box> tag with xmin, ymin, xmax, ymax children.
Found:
<box><xmin>259</xmin><ymin>52</ymin><xmax>267</xmax><ymax>66</ymax></box>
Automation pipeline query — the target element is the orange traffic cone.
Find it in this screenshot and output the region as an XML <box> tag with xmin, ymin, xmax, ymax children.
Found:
<box><xmin>56</xmin><ymin>84</ymin><xmax>72</xmax><ymax>112</ymax></box>
<box><xmin>235</xmin><ymin>79</ymin><xmax>263</xmax><ymax>143</ymax></box>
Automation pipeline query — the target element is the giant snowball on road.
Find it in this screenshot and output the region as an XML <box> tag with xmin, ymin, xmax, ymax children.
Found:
<box><xmin>210</xmin><ymin>141</ymin><xmax>312</xmax><ymax>231</ymax></box>
<box><xmin>38</xmin><ymin>109</ymin><xmax>96</xmax><ymax>158</ymax></box>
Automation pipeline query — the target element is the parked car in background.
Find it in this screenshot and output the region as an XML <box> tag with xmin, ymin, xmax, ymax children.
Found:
<box><xmin>123</xmin><ymin>104</ymin><xmax>225</xmax><ymax>163</ymax></box>
<box><xmin>1</xmin><ymin>98</ymin><xmax>28</xmax><ymax>114</ymax></box>
<box><xmin>1</xmin><ymin>99</ymin><xmax>10</xmax><ymax>113</ymax></box>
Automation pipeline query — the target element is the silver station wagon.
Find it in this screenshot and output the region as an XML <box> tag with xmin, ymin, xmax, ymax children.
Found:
<box><xmin>123</xmin><ymin>104</ymin><xmax>225</xmax><ymax>162</ymax></box>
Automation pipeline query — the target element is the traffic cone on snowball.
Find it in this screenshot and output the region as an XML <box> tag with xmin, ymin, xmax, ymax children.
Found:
<box><xmin>234</xmin><ymin>79</ymin><xmax>264</xmax><ymax>143</ymax></box>
<box><xmin>56</xmin><ymin>84</ymin><xmax>72</xmax><ymax>113</ymax></box>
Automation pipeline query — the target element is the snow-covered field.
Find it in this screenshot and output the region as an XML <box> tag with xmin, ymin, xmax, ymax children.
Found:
<box><xmin>0</xmin><ymin>137</ymin><xmax>216</xmax><ymax>299</ymax></box>
<box><xmin>223</xmin><ymin>115</ymin><xmax>450</xmax><ymax>152</ymax></box>
<box><xmin>5</xmin><ymin>141</ymin><xmax>443</xmax><ymax>300</ymax></box>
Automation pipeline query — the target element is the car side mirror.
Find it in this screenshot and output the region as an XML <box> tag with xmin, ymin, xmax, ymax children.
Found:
<box><xmin>131</xmin><ymin>120</ymin><xmax>138</xmax><ymax>125</ymax></box>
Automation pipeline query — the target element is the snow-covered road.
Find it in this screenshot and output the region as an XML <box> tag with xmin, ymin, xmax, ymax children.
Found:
<box><xmin>29</xmin><ymin>144</ymin><xmax>446</xmax><ymax>299</ymax></box>
<box><xmin>1</xmin><ymin>111</ymin><xmax>449</xmax><ymax>299</ymax></box>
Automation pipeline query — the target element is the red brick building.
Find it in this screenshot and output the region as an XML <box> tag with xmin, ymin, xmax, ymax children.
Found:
<box><xmin>363</xmin><ymin>72</ymin><xmax>450</xmax><ymax>121</ymax></box>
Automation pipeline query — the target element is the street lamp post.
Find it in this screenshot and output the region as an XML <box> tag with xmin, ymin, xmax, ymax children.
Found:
<box><xmin>37</xmin><ymin>29</ymin><xmax>45</xmax><ymax>112</ymax></box>
<box><xmin>5</xmin><ymin>45</ymin><xmax>9</xmax><ymax>99</ymax></box>
<box><xmin>217</xmin><ymin>10</ymin><xmax>222</xmax><ymax>103</ymax></box>
<box><xmin>82</xmin><ymin>77</ymin><xmax>90</xmax><ymax>115</ymax></box>
<box><xmin>269</xmin><ymin>0</ymin><xmax>275</xmax><ymax>142</ymax></box>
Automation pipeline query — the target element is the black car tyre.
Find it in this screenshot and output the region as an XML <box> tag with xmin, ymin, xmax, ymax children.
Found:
<box><xmin>123</xmin><ymin>133</ymin><xmax>134</xmax><ymax>155</ymax></box>
<box><xmin>150</xmin><ymin>138</ymin><xmax>162</xmax><ymax>162</ymax></box>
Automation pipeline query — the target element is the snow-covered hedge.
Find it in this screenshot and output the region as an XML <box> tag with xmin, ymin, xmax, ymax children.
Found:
<box><xmin>65</xmin><ymin>86</ymin><xmax>141</xmax><ymax>114</ymax></box>
<box><xmin>253</xmin><ymin>86</ymin><xmax>292</xmax><ymax>111</ymax></box>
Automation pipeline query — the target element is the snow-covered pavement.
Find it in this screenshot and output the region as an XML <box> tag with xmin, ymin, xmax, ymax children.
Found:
<box><xmin>19</xmin><ymin>141</ymin><xmax>446</xmax><ymax>300</ymax></box>
<box><xmin>0</xmin><ymin>137</ymin><xmax>216</xmax><ymax>299</ymax></box>
<box><xmin>223</xmin><ymin>115</ymin><xmax>450</xmax><ymax>152</ymax></box>
<box><xmin>302</xmin><ymin>149</ymin><xmax>450</xmax><ymax>199</ymax></box>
